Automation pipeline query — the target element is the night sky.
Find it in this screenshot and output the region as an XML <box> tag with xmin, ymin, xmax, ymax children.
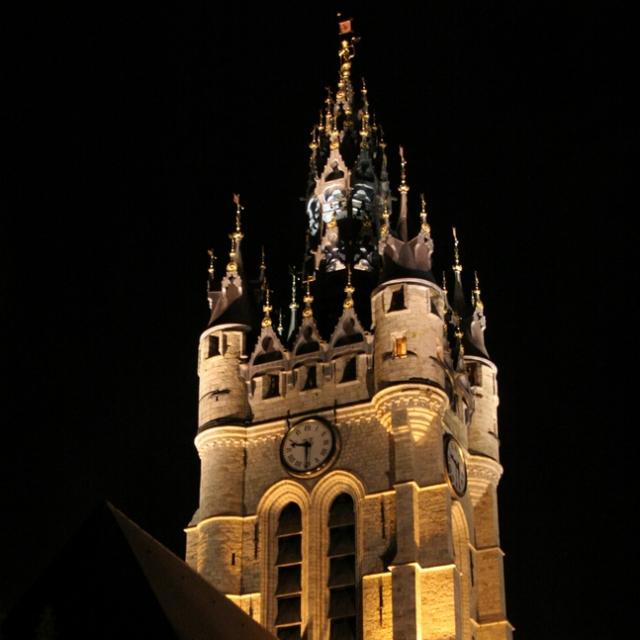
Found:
<box><xmin>3</xmin><ymin>4</ymin><xmax>631</xmax><ymax>638</ymax></box>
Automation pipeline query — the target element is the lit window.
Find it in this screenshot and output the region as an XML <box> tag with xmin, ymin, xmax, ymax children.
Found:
<box><xmin>393</xmin><ymin>336</ymin><xmax>407</xmax><ymax>358</ymax></box>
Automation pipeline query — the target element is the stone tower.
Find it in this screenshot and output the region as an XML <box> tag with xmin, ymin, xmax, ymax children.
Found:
<box><xmin>185</xmin><ymin>20</ymin><xmax>512</xmax><ymax>640</ymax></box>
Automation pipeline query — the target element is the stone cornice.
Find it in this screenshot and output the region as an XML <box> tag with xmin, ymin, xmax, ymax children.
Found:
<box><xmin>467</xmin><ymin>455</ymin><xmax>503</xmax><ymax>504</ymax></box>
<box><xmin>373</xmin><ymin>384</ymin><xmax>448</xmax><ymax>434</ymax></box>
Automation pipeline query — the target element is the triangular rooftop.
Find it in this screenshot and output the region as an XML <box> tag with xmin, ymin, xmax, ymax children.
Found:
<box><xmin>1</xmin><ymin>502</ymin><xmax>275</xmax><ymax>640</ymax></box>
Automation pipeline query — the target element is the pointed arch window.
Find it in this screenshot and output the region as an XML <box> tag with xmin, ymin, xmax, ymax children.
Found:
<box><xmin>327</xmin><ymin>493</ymin><xmax>357</xmax><ymax>639</ymax></box>
<box><xmin>275</xmin><ymin>503</ymin><xmax>303</xmax><ymax>639</ymax></box>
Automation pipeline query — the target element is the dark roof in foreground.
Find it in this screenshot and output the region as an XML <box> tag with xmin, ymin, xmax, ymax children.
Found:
<box><xmin>1</xmin><ymin>502</ymin><xmax>276</xmax><ymax>640</ymax></box>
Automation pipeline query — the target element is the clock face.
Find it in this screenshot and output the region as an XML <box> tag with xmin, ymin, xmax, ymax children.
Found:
<box><xmin>281</xmin><ymin>418</ymin><xmax>337</xmax><ymax>475</ymax></box>
<box><xmin>444</xmin><ymin>436</ymin><xmax>467</xmax><ymax>497</ymax></box>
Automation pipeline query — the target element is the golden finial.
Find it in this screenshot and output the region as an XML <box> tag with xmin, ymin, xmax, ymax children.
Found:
<box><xmin>420</xmin><ymin>193</ymin><xmax>431</xmax><ymax>236</ymax></box>
<box><xmin>360</xmin><ymin>78</ymin><xmax>370</xmax><ymax>146</ymax></box>
<box><xmin>309</xmin><ymin>126</ymin><xmax>319</xmax><ymax>151</ymax></box>
<box><xmin>302</xmin><ymin>274</ymin><xmax>316</xmax><ymax>318</ymax></box>
<box><xmin>277</xmin><ymin>309</ymin><xmax>284</xmax><ymax>336</ymax></box>
<box><xmin>452</xmin><ymin>227</ymin><xmax>462</xmax><ymax>273</ymax></box>
<box><xmin>259</xmin><ymin>245</ymin><xmax>266</xmax><ymax>280</ymax></box>
<box><xmin>324</xmin><ymin>88</ymin><xmax>333</xmax><ymax>134</ymax></box>
<box><xmin>473</xmin><ymin>270</ymin><xmax>484</xmax><ymax>312</ymax></box>
<box><xmin>329</xmin><ymin>125</ymin><xmax>340</xmax><ymax>150</ymax></box>
<box><xmin>442</xmin><ymin>271</ymin><xmax>448</xmax><ymax>296</ymax></box>
<box><xmin>457</xmin><ymin>337</ymin><xmax>465</xmax><ymax>361</ymax></box>
<box><xmin>399</xmin><ymin>146</ymin><xmax>409</xmax><ymax>194</ymax></box>
<box><xmin>261</xmin><ymin>283</ymin><xmax>272</xmax><ymax>328</ymax></box>
<box><xmin>289</xmin><ymin>270</ymin><xmax>298</xmax><ymax>310</ymax></box>
<box><xmin>454</xmin><ymin>319</ymin><xmax>464</xmax><ymax>343</ymax></box>
<box><xmin>225</xmin><ymin>195</ymin><xmax>244</xmax><ymax>273</ymax></box>
<box><xmin>226</xmin><ymin>234</ymin><xmax>238</xmax><ymax>273</ymax></box>
<box><xmin>337</xmin><ymin>43</ymin><xmax>354</xmax><ymax>117</ymax></box>
<box><xmin>207</xmin><ymin>249</ymin><xmax>217</xmax><ymax>281</ymax></box>
<box><xmin>380</xmin><ymin>199</ymin><xmax>390</xmax><ymax>239</ymax></box>
<box><xmin>343</xmin><ymin>266</ymin><xmax>355</xmax><ymax>309</ymax></box>
<box><xmin>317</xmin><ymin>109</ymin><xmax>324</xmax><ymax>133</ymax></box>
<box><xmin>232</xmin><ymin>193</ymin><xmax>243</xmax><ymax>238</ymax></box>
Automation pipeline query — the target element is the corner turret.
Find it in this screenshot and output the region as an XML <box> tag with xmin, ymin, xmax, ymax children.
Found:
<box><xmin>197</xmin><ymin>195</ymin><xmax>252</xmax><ymax>433</ymax></box>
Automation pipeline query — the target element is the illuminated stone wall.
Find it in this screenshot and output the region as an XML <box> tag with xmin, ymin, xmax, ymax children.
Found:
<box><xmin>186</xmin><ymin>380</ymin><xmax>512</xmax><ymax>639</ymax></box>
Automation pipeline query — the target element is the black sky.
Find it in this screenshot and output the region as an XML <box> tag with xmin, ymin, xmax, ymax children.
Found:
<box><xmin>2</xmin><ymin>3</ymin><xmax>633</xmax><ymax>637</ymax></box>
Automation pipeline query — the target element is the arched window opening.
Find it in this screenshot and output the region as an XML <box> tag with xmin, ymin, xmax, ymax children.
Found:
<box><xmin>328</xmin><ymin>494</ymin><xmax>357</xmax><ymax>640</ymax></box>
<box><xmin>275</xmin><ymin>503</ymin><xmax>302</xmax><ymax>639</ymax></box>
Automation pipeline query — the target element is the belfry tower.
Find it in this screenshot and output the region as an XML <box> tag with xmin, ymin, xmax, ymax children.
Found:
<box><xmin>186</xmin><ymin>20</ymin><xmax>512</xmax><ymax>640</ymax></box>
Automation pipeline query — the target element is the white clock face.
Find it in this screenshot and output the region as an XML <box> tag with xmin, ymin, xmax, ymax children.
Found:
<box><xmin>281</xmin><ymin>418</ymin><xmax>337</xmax><ymax>475</ymax></box>
<box><xmin>445</xmin><ymin>437</ymin><xmax>467</xmax><ymax>496</ymax></box>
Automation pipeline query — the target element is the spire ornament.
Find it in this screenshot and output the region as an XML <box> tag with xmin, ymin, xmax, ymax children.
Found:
<box><xmin>420</xmin><ymin>194</ymin><xmax>431</xmax><ymax>236</ymax></box>
<box><xmin>226</xmin><ymin>234</ymin><xmax>238</xmax><ymax>273</ymax></box>
<box><xmin>398</xmin><ymin>146</ymin><xmax>409</xmax><ymax>194</ymax></box>
<box><xmin>302</xmin><ymin>275</ymin><xmax>316</xmax><ymax>319</ymax></box>
<box><xmin>261</xmin><ymin>283</ymin><xmax>273</xmax><ymax>328</ymax></box>
<box><xmin>379</xmin><ymin>200</ymin><xmax>390</xmax><ymax>240</ymax></box>
<box><xmin>259</xmin><ymin>246</ymin><xmax>266</xmax><ymax>285</ymax></box>
<box><xmin>287</xmin><ymin>268</ymin><xmax>300</xmax><ymax>341</ymax></box>
<box><xmin>397</xmin><ymin>147</ymin><xmax>409</xmax><ymax>240</ymax></box>
<box><xmin>207</xmin><ymin>249</ymin><xmax>217</xmax><ymax>289</ymax></box>
<box><xmin>359</xmin><ymin>78</ymin><xmax>371</xmax><ymax>147</ymax></box>
<box><xmin>442</xmin><ymin>271</ymin><xmax>448</xmax><ymax>297</ymax></box>
<box><xmin>226</xmin><ymin>194</ymin><xmax>244</xmax><ymax>274</ymax></box>
<box><xmin>277</xmin><ymin>309</ymin><xmax>284</xmax><ymax>336</ymax></box>
<box><xmin>232</xmin><ymin>193</ymin><xmax>243</xmax><ymax>241</ymax></box>
<box><xmin>308</xmin><ymin>127</ymin><xmax>319</xmax><ymax>173</ymax></box>
<box><xmin>343</xmin><ymin>266</ymin><xmax>355</xmax><ymax>309</ymax></box>
<box><xmin>452</xmin><ymin>227</ymin><xmax>462</xmax><ymax>274</ymax></box>
<box><xmin>473</xmin><ymin>271</ymin><xmax>484</xmax><ymax>312</ymax></box>
<box><xmin>336</xmin><ymin>16</ymin><xmax>357</xmax><ymax>118</ymax></box>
